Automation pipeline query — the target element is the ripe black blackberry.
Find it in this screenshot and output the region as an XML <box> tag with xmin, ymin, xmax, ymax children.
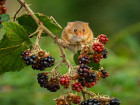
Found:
<box><xmin>101</xmin><ymin>49</ymin><xmax>108</xmax><ymax>58</ymax></box>
<box><xmin>78</xmin><ymin>56</ymin><xmax>91</xmax><ymax>64</ymax></box>
<box><xmin>81</xmin><ymin>99</ymin><xmax>101</xmax><ymax>105</ymax></box>
<box><xmin>85</xmin><ymin>72</ymin><xmax>96</xmax><ymax>83</ymax></box>
<box><xmin>77</xmin><ymin>64</ymin><xmax>90</xmax><ymax>77</ymax></box>
<box><xmin>110</xmin><ymin>98</ymin><xmax>120</xmax><ymax>105</ymax></box>
<box><xmin>40</xmin><ymin>56</ymin><xmax>55</xmax><ymax>67</ymax></box>
<box><xmin>37</xmin><ymin>73</ymin><xmax>48</xmax><ymax>88</ymax></box>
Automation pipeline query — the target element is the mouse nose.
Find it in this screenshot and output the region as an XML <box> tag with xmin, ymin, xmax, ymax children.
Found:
<box><xmin>76</xmin><ymin>32</ymin><xmax>83</xmax><ymax>37</ymax></box>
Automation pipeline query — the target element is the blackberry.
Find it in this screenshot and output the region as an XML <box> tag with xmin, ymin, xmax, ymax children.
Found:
<box><xmin>85</xmin><ymin>72</ymin><xmax>96</xmax><ymax>83</ymax></box>
<box><xmin>37</xmin><ymin>73</ymin><xmax>48</xmax><ymax>88</ymax></box>
<box><xmin>78</xmin><ymin>56</ymin><xmax>91</xmax><ymax>64</ymax></box>
<box><xmin>46</xmin><ymin>83</ymin><xmax>60</xmax><ymax>92</ymax></box>
<box><xmin>46</xmin><ymin>78</ymin><xmax>60</xmax><ymax>92</ymax></box>
<box><xmin>101</xmin><ymin>69</ymin><xmax>109</xmax><ymax>78</ymax></box>
<box><xmin>110</xmin><ymin>98</ymin><xmax>120</xmax><ymax>105</ymax></box>
<box><xmin>77</xmin><ymin>64</ymin><xmax>90</xmax><ymax>77</ymax></box>
<box><xmin>81</xmin><ymin>99</ymin><xmax>101</xmax><ymax>105</ymax></box>
<box><xmin>101</xmin><ymin>49</ymin><xmax>108</xmax><ymax>58</ymax></box>
<box><xmin>40</xmin><ymin>56</ymin><xmax>55</xmax><ymax>68</ymax></box>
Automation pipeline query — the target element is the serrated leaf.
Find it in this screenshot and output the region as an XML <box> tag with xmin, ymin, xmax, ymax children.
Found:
<box><xmin>0</xmin><ymin>44</ymin><xmax>27</xmax><ymax>74</ymax></box>
<box><xmin>0</xmin><ymin>22</ymin><xmax>32</xmax><ymax>74</ymax></box>
<box><xmin>2</xmin><ymin>22</ymin><xmax>31</xmax><ymax>44</ymax></box>
<box><xmin>74</xmin><ymin>51</ymin><xmax>100</xmax><ymax>70</ymax></box>
<box><xmin>16</xmin><ymin>13</ymin><xmax>62</xmax><ymax>36</ymax></box>
<box><xmin>0</xmin><ymin>14</ymin><xmax>10</xmax><ymax>28</ymax></box>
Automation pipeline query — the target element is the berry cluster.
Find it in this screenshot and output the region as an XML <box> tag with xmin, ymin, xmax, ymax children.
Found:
<box><xmin>72</xmin><ymin>82</ymin><xmax>83</xmax><ymax>92</ymax></box>
<box><xmin>110</xmin><ymin>98</ymin><xmax>120</xmax><ymax>105</ymax></box>
<box><xmin>78</xmin><ymin>56</ymin><xmax>91</xmax><ymax>64</ymax></box>
<box><xmin>98</xmin><ymin>34</ymin><xmax>108</xmax><ymax>44</ymax></box>
<box><xmin>0</xmin><ymin>0</ymin><xmax>7</xmax><ymax>15</ymax></box>
<box><xmin>73</xmin><ymin>96</ymin><xmax>81</xmax><ymax>104</ymax></box>
<box><xmin>92</xmin><ymin>42</ymin><xmax>104</xmax><ymax>52</ymax></box>
<box><xmin>37</xmin><ymin>73</ymin><xmax>48</xmax><ymax>87</ymax></box>
<box><xmin>21</xmin><ymin>50</ymin><xmax>55</xmax><ymax>71</ymax></box>
<box><xmin>60</xmin><ymin>75</ymin><xmax>71</xmax><ymax>87</ymax></box>
<box><xmin>93</xmin><ymin>53</ymin><xmax>103</xmax><ymax>63</ymax></box>
<box><xmin>77</xmin><ymin>65</ymin><xmax>90</xmax><ymax>77</ymax></box>
<box><xmin>101</xmin><ymin>69</ymin><xmax>109</xmax><ymax>78</ymax></box>
<box><xmin>81</xmin><ymin>99</ymin><xmax>101</xmax><ymax>105</ymax></box>
<box><xmin>101</xmin><ymin>49</ymin><xmax>108</xmax><ymax>58</ymax></box>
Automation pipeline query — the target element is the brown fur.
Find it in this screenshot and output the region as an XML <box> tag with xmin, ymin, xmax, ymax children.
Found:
<box><xmin>62</xmin><ymin>21</ymin><xmax>94</xmax><ymax>44</ymax></box>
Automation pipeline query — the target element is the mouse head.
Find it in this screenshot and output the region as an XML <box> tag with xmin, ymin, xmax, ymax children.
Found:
<box><xmin>66</xmin><ymin>21</ymin><xmax>90</xmax><ymax>37</ymax></box>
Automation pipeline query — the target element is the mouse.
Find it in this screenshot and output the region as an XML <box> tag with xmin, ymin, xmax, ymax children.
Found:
<box><xmin>62</xmin><ymin>21</ymin><xmax>94</xmax><ymax>45</ymax></box>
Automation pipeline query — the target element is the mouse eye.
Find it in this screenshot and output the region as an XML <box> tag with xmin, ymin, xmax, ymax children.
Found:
<box><xmin>83</xmin><ymin>29</ymin><xmax>85</xmax><ymax>32</ymax></box>
<box><xmin>74</xmin><ymin>29</ymin><xmax>77</xmax><ymax>32</ymax></box>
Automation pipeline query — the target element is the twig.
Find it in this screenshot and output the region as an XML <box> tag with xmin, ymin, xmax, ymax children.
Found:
<box><xmin>50</xmin><ymin>16</ymin><xmax>62</xmax><ymax>29</ymax></box>
<box><xmin>13</xmin><ymin>5</ymin><xmax>23</xmax><ymax>22</ymax></box>
<box><xmin>81</xmin><ymin>89</ymin><xmax>87</xmax><ymax>101</ymax></box>
<box><xmin>32</xmin><ymin>29</ymin><xmax>43</xmax><ymax>51</ymax></box>
<box><xmin>51</xmin><ymin>60</ymin><xmax>64</xmax><ymax>73</ymax></box>
<box><xmin>29</xmin><ymin>27</ymin><xmax>40</xmax><ymax>38</ymax></box>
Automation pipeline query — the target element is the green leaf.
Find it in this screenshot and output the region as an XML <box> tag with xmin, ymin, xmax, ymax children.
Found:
<box><xmin>74</xmin><ymin>50</ymin><xmax>81</xmax><ymax>65</ymax></box>
<box><xmin>74</xmin><ymin>50</ymin><xmax>100</xmax><ymax>70</ymax></box>
<box><xmin>0</xmin><ymin>44</ymin><xmax>27</xmax><ymax>74</ymax></box>
<box><xmin>0</xmin><ymin>22</ymin><xmax>32</xmax><ymax>74</ymax></box>
<box><xmin>2</xmin><ymin>22</ymin><xmax>31</xmax><ymax>44</ymax></box>
<box><xmin>87</xmin><ymin>58</ymin><xmax>100</xmax><ymax>70</ymax></box>
<box><xmin>0</xmin><ymin>14</ymin><xmax>10</xmax><ymax>28</ymax></box>
<box><xmin>16</xmin><ymin>13</ymin><xmax>62</xmax><ymax>36</ymax></box>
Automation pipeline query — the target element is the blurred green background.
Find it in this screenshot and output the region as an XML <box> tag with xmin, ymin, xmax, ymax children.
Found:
<box><xmin>0</xmin><ymin>0</ymin><xmax>140</xmax><ymax>105</ymax></box>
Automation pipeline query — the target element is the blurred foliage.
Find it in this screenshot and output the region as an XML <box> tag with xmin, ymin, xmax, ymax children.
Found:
<box><xmin>0</xmin><ymin>0</ymin><xmax>140</xmax><ymax>105</ymax></box>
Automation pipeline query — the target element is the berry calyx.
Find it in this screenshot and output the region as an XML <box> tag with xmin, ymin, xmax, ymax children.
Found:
<box><xmin>98</xmin><ymin>34</ymin><xmax>108</xmax><ymax>44</ymax></box>
<box><xmin>56</xmin><ymin>99</ymin><xmax>66</xmax><ymax>105</ymax></box>
<box><xmin>72</xmin><ymin>82</ymin><xmax>83</xmax><ymax>92</ymax></box>
<box><xmin>92</xmin><ymin>42</ymin><xmax>104</xmax><ymax>52</ymax></box>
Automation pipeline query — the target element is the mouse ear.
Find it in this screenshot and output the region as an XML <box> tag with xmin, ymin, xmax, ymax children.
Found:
<box><xmin>67</xmin><ymin>22</ymin><xmax>73</xmax><ymax>26</ymax></box>
<box><xmin>84</xmin><ymin>22</ymin><xmax>89</xmax><ymax>26</ymax></box>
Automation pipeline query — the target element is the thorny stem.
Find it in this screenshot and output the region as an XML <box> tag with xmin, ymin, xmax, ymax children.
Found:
<box><xmin>13</xmin><ymin>5</ymin><xmax>23</xmax><ymax>22</ymax></box>
<box><xmin>32</xmin><ymin>29</ymin><xmax>43</xmax><ymax>51</ymax></box>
